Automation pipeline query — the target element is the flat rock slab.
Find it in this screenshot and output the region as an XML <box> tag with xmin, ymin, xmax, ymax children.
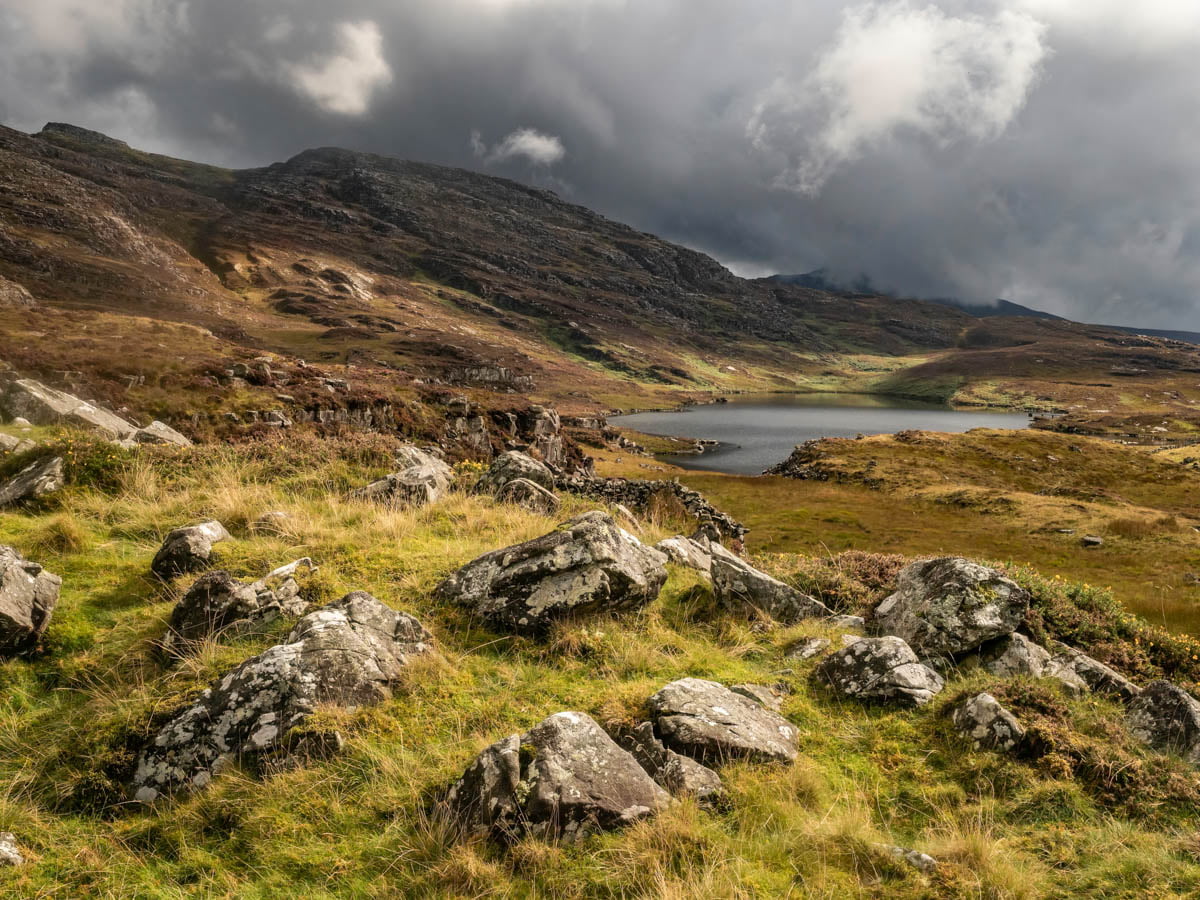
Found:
<box><xmin>0</xmin><ymin>455</ymin><xmax>64</xmax><ymax>507</ymax></box>
<box><xmin>648</xmin><ymin>677</ymin><xmax>798</xmax><ymax>764</ymax></box>
<box><xmin>0</xmin><ymin>545</ymin><xmax>60</xmax><ymax>654</ymax></box>
<box><xmin>1126</xmin><ymin>680</ymin><xmax>1200</xmax><ymax>762</ymax></box>
<box><xmin>151</xmin><ymin>520</ymin><xmax>231</xmax><ymax>580</ymax></box>
<box><xmin>435</xmin><ymin>511</ymin><xmax>667</xmax><ymax>635</ymax></box>
<box><xmin>814</xmin><ymin>636</ymin><xmax>944</xmax><ymax>707</ymax></box>
<box><xmin>444</xmin><ymin>711</ymin><xmax>669</xmax><ymax>842</ymax></box>
<box><xmin>134</xmin><ymin>591</ymin><xmax>433</xmax><ymax>801</ymax></box>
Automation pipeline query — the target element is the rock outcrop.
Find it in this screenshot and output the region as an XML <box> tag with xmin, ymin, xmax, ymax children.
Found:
<box><xmin>0</xmin><ymin>455</ymin><xmax>64</xmax><ymax>507</ymax></box>
<box><xmin>150</xmin><ymin>520</ymin><xmax>231</xmax><ymax>580</ymax></box>
<box><xmin>647</xmin><ymin>677</ymin><xmax>798</xmax><ymax>764</ymax></box>
<box><xmin>0</xmin><ymin>545</ymin><xmax>60</xmax><ymax>653</ymax></box>
<box><xmin>976</xmin><ymin>633</ymin><xmax>1051</xmax><ymax>678</ymax></box>
<box><xmin>129</xmin><ymin>420</ymin><xmax>193</xmax><ymax>447</ymax></box>
<box><xmin>0</xmin><ymin>377</ymin><xmax>135</xmax><ymax>439</ymax></box>
<box><xmin>814</xmin><ymin>636</ymin><xmax>944</xmax><ymax>707</ymax></box>
<box><xmin>709</xmin><ymin>543</ymin><xmax>830</xmax><ymax>624</ymax></box>
<box><xmin>870</xmin><ymin>558</ymin><xmax>1029</xmax><ymax>658</ymax></box>
<box><xmin>435</xmin><ymin>511</ymin><xmax>667</xmax><ymax>634</ymax></box>
<box><xmin>494</xmin><ymin>477</ymin><xmax>560</xmax><ymax>515</ymax></box>
<box><xmin>1125</xmin><ymin>680</ymin><xmax>1200</xmax><ymax>762</ymax></box>
<box><xmin>134</xmin><ymin>592</ymin><xmax>434</xmax><ymax>801</ymax></box>
<box><xmin>475</xmin><ymin>450</ymin><xmax>556</xmax><ymax>494</ymax></box>
<box><xmin>443</xmin><ymin>711</ymin><xmax>669</xmax><ymax>842</ymax></box>
<box><xmin>952</xmin><ymin>692</ymin><xmax>1025</xmax><ymax>751</ymax></box>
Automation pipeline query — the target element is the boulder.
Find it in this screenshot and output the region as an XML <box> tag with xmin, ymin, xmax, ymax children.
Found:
<box><xmin>150</xmin><ymin>520</ymin><xmax>231</xmax><ymax>580</ymax></box>
<box><xmin>0</xmin><ymin>378</ymin><xmax>135</xmax><ymax>439</ymax></box>
<box><xmin>655</xmin><ymin>535</ymin><xmax>713</xmax><ymax>575</ymax></box>
<box><xmin>134</xmin><ymin>591</ymin><xmax>434</xmax><ymax>801</ymax></box>
<box><xmin>0</xmin><ymin>545</ymin><xmax>60</xmax><ymax>653</ymax></box>
<box><xmin>951</xmin><ymin>692</ymin><xmax>1025</xmax><ymax>751</ymax></box>
<box><xmin>731</xmin><ymin>682</ymin><xmax>784</xmax><ymax>712</ymax></box>
<box><xmin>250</xmin><ymin>510</ymin><xmax>292</xmax><ymax>534</ymax></box>
<box><xmin>647</xmin><ymin>677</ymin><xmax>798</xmax><ymax>764</ymax></box>
<box><xmin>1125</xmin><ymin>680</ymin><xmax>1200</xmax><ymax>762</ymax></box>
<box><xmin>161</xmin><ymin>558</ymin><xmax>315</xmax><ymax>655</ymax></box>
<box><xmin>394</xmin><ymin>444</ymin><xmax>445</xmax><ymax>470</ymax></box>
<box><xmin>784</xmin><ymin>637</ymin><xmax>830</xmax><ymax>660</ymax></box>
<box><xmin>353</xmin><ymin>455</ymin><xmax>453</xmax><ymax>508</ymax></box>
<box><xmin>435</xmin><ymin>511</ymin><xmax>667</xmax><ymax>635</ymax></box>
<box><xmin>132</xmin><ymin>420</ymin><xmax>193</xmax><ymax>447</ymax></box>
<box><xmin>977</xmin><ymin>632</ymin><xmax>1051</xmax><ymax>678</ymax></box>
<box><xmin>495</xmin><ymin>477</ymin><xmax>560</xmax><ymax>515</ymax></box>
<box><xmin>443</xmin><ymin>711</ymin><xmax>669</xmax><ymax>842</ymax></box>
<box><xmin>709</xmin><ymin>543</ymin><xmax>830</xmax><ymax>624</ymax></box>
<box><xmin>870</xmin><ymin>558</ymin><xmax>1029</xmax><ymax>658</ymax></box>
<box><xmin>475</xmin><ymin>450</ymin><xmax>556</xmax><ymax>495</ymax></box>
<box><xmin>1047</xmin><ymin>641</ymin><xmax>1140</xmax><ymax>701</ymax></box>
<box><xmin>0</xmin><ymin>274</ymin><xmax>36</xmax><ymax>308</ymax></box>
<box><xmin>0</xmin><ymin>832</ymin><xmax>22</xmax><ymax>866</ymax></box>
<box><xmin>881</xmin><ymin>845</ymin><xmax>937</xmax><ymax>874</ymax></box>
<box><xmin>620</xmin><ymin>721</ymin><xmax>723</xmax><ymax>803</ymax></box>
<box><xmin>0</xmin><ymin>455</ymin><xmax>64</xmax><ymax>507</ymax></box>
<box><xmin>814</xmin><ymin>636</ymin><xmax>944</xmax><ymax>707</ymax></box>
<box><xmin>829</xmin><ymin>614</ymin><xmax>866</xmax><ymax>629</ymax></box>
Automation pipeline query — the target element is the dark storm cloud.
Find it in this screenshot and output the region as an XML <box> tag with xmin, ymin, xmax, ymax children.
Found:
<box><xmin>1</xmin><ymin>0</ymin><xmax>1199</xmax><ymax>329</ymax></box>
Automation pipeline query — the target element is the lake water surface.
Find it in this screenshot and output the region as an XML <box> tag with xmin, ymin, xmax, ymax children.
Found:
<box><xmin>611</xmin><ymin>393</ymin><xmax>1032</xmax><ymax>475</ymax></box>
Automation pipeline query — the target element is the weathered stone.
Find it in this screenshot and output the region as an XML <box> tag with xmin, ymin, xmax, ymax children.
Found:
<box><xmin>814</xmin><ymin>636</ymin><xmax>944</xmax><ymax>707</ymax></box>
<box><xmin>731</xmin><ymin>682</ymin><xmax>784</xmax><ymax>712</ymax></box>
<box><xmin>710</xmin><ymin>543</ymin><xmax>829</xmax><ymax>624</ymax></box>
<box><xmin>133</xmin><ymin>420</ymin><xmax>193</xmax><ymax>447</ymax></box>
<box><xmin>1125</xmin><ymin>680</ymin><xmax>1200</xmax><ymax>762</ymax></box>
<box><xmin>475</xmin><ymin>450</ymin><xmax>556</xmax><ymax>494</ymax></box>
<box><xmin>0</xmin><ymin>378</ymin><xmax>135</xmax><ymax>439</ymax></box>
<box><xmin>393</xmin><ymin>444</ymin><xmax>446</xmax><ymax>470</ymax></box>
<box><xmin>0</xmin><ymin>545</ymin><xmax>60</xmax><ymax>653</ymax></box>
<box><xmin>495</xmin><ymin>477</ymin><xmax>560</xmax><ymax>515</ymax></box>
<box><xmin>250</xmin><ymin>510</ymin><xmax>292</xmax><ymax>534</ymax></box>
<box><xmin>0</xmin><ymin>455</ymin><xmax>64</xmax><ymax>507</ymax></box>
<box><xmin>353</xmin><ymin>453</ymin><xmax>453</xmax><ymax>508</ymax></box>
<box><xmin>134</xmin><ymin>591</ymin><xmax>433</xmax><ymax>801</ymax></box>
<box><xmin>443</xmin><ymin>711</ymin><xmax>669</xmax><ymax>842</ymax></box>
<box><xmin>977</xmin><ymin>632</ymin><xmax>1051</xmax><ymax>678</ymax></box>
<box><xmin>647</xmin><ymin>677</ymin><xmax>798</xmax><ymax>764</ymax></box>
<box><xmin>620</xmin><ymin>721</ymin><xmax>723</xmax><ymax>803</ymax></box>
<box><xmin>880</xmin><ymin>845</ymin><xmax>937</xmax><ymax>873</ymax></box>
<box><xmin>655</xmin><ymin>535</ymin><xmax>713</xmax><ymax>575</ymax></box>
<box><xmin>829</xmin><ymin>614</ymin><xmax>865</xmax><ymax>629</ymax></box>
<box><xmin>871</xmin><ymin>558</ymin><xmax>1029</xmax><ymax>657</ymax></box>
<box><xmin>952</xmin><ymin>692</ymin><xmax>1026</xmax><ymax>751</ymax></box>
<box><xmin>150</xmin><ymin>520</ymin><xmax>231</xmax><ymax>580</ymax></box>
<box><xmin>784</xmin><ymin>636</ymin><xmax>830</xmax><ymax>660</ymax></box>
<box><xmin>435</xmin><ymin>511</ymin><xmax>667</xmax><ymax>634</ymax></box>
<box><xmin>0</xmin><ymin>832</ymin><xmax>22</xmax><ymax>866</ymax></box>
<box><xmin>0</xmin><ymin>274</ymin><xmax>36</xmax><ymax>308</ymax></box>
<box><xmin>1048</xmin><ymin>641</ymin><xmax>1140</xmax><ymax>701</ymax></box>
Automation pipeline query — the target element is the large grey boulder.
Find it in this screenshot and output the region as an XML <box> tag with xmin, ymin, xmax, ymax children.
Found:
<box><xmin>0</xmin><ymin>378</ymin><xmax>135</xmax><ymax>439</ymax></box>
<box><xmin>977</xmin><ymin>632</ymin><xmax>1051</xmax><ymax>678</ymax></box>
<box><xmin>353</xmin><ymin>452</ymin><xmax>453</xmax><ymax>508</ymax></box>
<box><xmin>952</xmin><ymin>692</ymin><xmax>1025</xmax><ymax>752</ymax></box>
<box><xmin>134</xmin><ymin>591</ymin><xmax>433</xmax><ymax>801</ymax></box>
<box><xmin>161</xmin><ymin>558</ymin><xmax>316</xmax><ymax>655</ymax></box>
<box><xmin>655</xmin><ymin>535</ymin><xmax>713</xmax><ymax>575</ymax></box>
<box><xmin>814</xmin><ymin>636</ymin><xmax>944</xmax><ymax>707</ymax></box>
<box><xmin>1046</xmin><ymin>641</ymin><xmax>1140</xmax><ymax>702</ymax></box>
<box><xmin>870</xmin><ymin>558</ymin><xmax>1029</xmax><ymax>658</ymax></box>
<box><xmin>647</xmin><ymin>677</ymin><xmax>798</xmax><ymax>764</ymax></box>
<box><xmin>0</xmin><ymin>455</ymin><xmax>64</xmax><ymax>507</ymax></box>
<box><xmin>619</xmin><ymin>721</ymin><xmax>723</xmax><ymax>803</ymax></box>
<box><xmin>475</xmin><ymin>450</ymin><xmax>556</xmax><ymax>495</ymax></box>
<box><xmin>443</xmin><ymin>711</ymin><xmax>669</xmax><ymax>842</ymax></box>
<box><xmin>0</xmin><ymin>545</ymin><xmax>60</xmax><ymax>653</ymax></box>
<box><xmin>1126</xmin><ymin>680</ymin><xmax>1200</xmax><ymax>762</ymax></box>
<box><xmin>394</xmin><ymin>445</ymin><xmax>445</xmax><ymax>470</ymax></box>
<box><xmin>150</xmin><ymin>520</ymin><xmax>231</xmax><ymax>580</ymax></box>
<box><xmin>709</xmin><ymin>543</ymin><xmax>829</xmax><ymax>624</ymax></box>
<box><xmin>495</xmin><ymin>477</ymin><xmax>560</xmax><ymax>515</ymax></box>
<box><xmin>435</xmin><ymin>511</ymin><xmax>667</xmax><ymax>635</ymax></box>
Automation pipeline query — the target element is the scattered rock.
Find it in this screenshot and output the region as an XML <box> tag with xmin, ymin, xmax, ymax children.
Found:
<box><xmin>977</xmin><ymin>632</ymin><xmax>1052</xmax><ymax>678</ymax></box>
<box><xmin>435</xmin><ymin>511</ymin><xmax>667</xmax><ymax>635</ymax></box>
<box><xmin>475</xmin><ymin>450</ymin><xmax>556</xmax><ymax>494</ymax></box>
<box><xmin>442</xmin><ymin>711</ymin><xmax>669</xmax><ymax>842</ymax></box>
<box><xmin>870</xmin><ymin>558</ymin><xmax>1029</xmax><ymax>658</ymax></box>
<box><xmin>952</xmin><ymin>692</ymin><xmax>1026</xmax><ymax>751</ymax></box>
<box><xmin>0</xmin><ymin>455</ymin><xmax>64</xmax><ymax>507</ymax></box>
<box><xmin>394</xmin><ymin>444</ymin><xmax>445</xmax><ymax>470</ymax></box>
<box><xmin>0</xmin><ymin>377</ymin><xmax>135</xmax><ymax>439</ymax></box>
<box><xmin>0</xmin><ymin>274</ymin><xmax>36</xmax><ymax>308</ymax></box>
<box><xmin>654</xmin><ymin>535</ymin><xmax>713</xmax><ymax>574</ymax></box>
<box><xmin>709</xmin><ymin>544</ymin><xmax>830</xmax><ymax>624</ymax></box>
<box><xmin>620</xmin><ymin>721</ymin><xmax>723</xmax><ymax>803</ymax></box>
<box><xmin>880</xmin><ymin>845</ymin><xmax>937</xmax><ymax>874</ymax></box>
<box><xmin>0</xmin><ymin>832</ymin><xmax>22</xmax><ymax>866</ymax></box>
<box><xmin>150</xmin><ymin>520</ymin><xmax>231</xmax><ymax>580</ymax></box>
<box><xmin>134</xmin><ymin>592</ymin><xmax>434</xmax><ymax>801</ymax></box>
<box><xmin>814</xmin><ymin>636</ymin><xmax>944</xmax><ymax>707</ymax></box>
<box><xmin>730</xmin><ymin>682</ymin><xmax>784</xmax><ymax>712</ymax></box>
<box><xmin>784</xmin><ymin>637</ymin><xmax>830</xmax><ymax>660</ymax></box>
<box><xmin>828</xmin><ymin>614</ymin><xmax>865</xmax><ymax>629</ymax></box>
<box><xmin>494</xmin><ymin>477</ymin><xmax>560</xmax><ymax>515</ymax></box>
<box><xmin>0</xmin><ymin>545</ymin><xmax>60</xmax><ymax>654</ymax></box>
<box><xmin>1081</xmin><ymin>535</ymin><xmax>1104</xmax><ymax>548</ymax></box>
<box><xmin>1126</xmin><ymin>680</ymin><xmax>1200</xmax><ymax>762</ymax></box>
<box><xmin>1048</xmin><ymin>641</ymin><xmax>1140</xmax><ymax>701</ymax></box>
<box><xmin>131</xmin><ymin>420</ymin><xmax>193</xmax><ymax>447</ymax></box>
<box><xmin>647</xmin><ymin>677</ymin><xmax>798</xmax><ymax>763</ymax></box>
<box><xmin>352</xmin><ymin>453</ymin><xmax>453</xmax><ymax>508</ymax></box>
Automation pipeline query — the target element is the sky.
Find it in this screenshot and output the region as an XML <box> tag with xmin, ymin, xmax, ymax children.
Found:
<box><xmin>1</xmin><ymin>0</ymin><xmax>1199</xmax><ymax>329</ymax></box>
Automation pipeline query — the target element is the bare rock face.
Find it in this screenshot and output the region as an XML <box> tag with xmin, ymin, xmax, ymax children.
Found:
<box><xmin>435</xmin><ymin>511</ymin><xmax>667</xmax><ymax>634</ymax></box>
<box><xmin>134</xmin><ymin>591</ymin><xmax>433</xmax><ymax>801</ymax></box>
<box><xmin>443</xmin><ymin>711</ymin><xmax>669</xmax><ymax>842</ymax></box>
<box><xmin>1125</xmin><ymin>680</ymin><xmax>1200</xmax><ymax>763</ymax></box>
<box><xmin>494</xmin><ymin>477</ymin><xmax>560</xmax><ymax>515</ymax></box>
<box><xmin>647</xmin><ymin>677</ymin><xmax>798</xmax><ymax>764</ymax></box>
<box><xmin>620</xmin><ymin>721</ymin><xmax>723</xmax><ymax>803</ymax></box>
<box><xmin>0</xmin><ymin>455</ymin><xmax>64</xmax><ymax>507</ymax></box>
<box><xmin>870</xmin><ymin>558</ymin><xmax>1029</xmax><ymax>658</ymax></box>
<box><xmin>952</xmin><ymin>692</ymin><xmax>1025</xmax><ymax>751</ymax></box>
<box><xmin>0</xmin><ymin>378</ymin><xmax>135</xmax><ymax>439</ymax></box>
<box><xmin>709</xmin><ymin>543</ymin><xmax>829</xmax><ymax>624</ymax></box>
<box><xmin>814</xmin><ymin>636</ymin><xmax>944</xmax><ymax>707</ymax></box>
<box><xmin>475</xmin><ymin>450</ymin><xmax>556</xmax><ymax>495</ymax></box>
<box><xmin>1047</xmin><ymin>641</ymin><xmax>1140</xmax><ymax>702</ymax></box>
<box><xmin>0</xmin><ymin>545</ymin><xmax>60</xmax><ymax>654</ymax></box>
<box><xmin>161</xmin><ymin>558</ymin><xmax>316</xmax><ymax>655</ymax></box>
<box><xmin>353</xmin><ymin>450</ymin><xmax>454</xmax><ymax>508</ymax></box>
<box><xmin>655</xmin><ymin>535</ymin><xmax>713</xmax><ymax>575</ymax></box>
<box><xmin>150</xmin><ymin>520</ymin><xmax>231</xmax><ymax>580</ymax></box>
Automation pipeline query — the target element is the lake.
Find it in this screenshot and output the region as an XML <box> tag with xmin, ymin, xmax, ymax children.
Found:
<box><xmin>611</xmin><ymin>393</ymin><xmax>1032</xmax><ymax>475</ymax></box>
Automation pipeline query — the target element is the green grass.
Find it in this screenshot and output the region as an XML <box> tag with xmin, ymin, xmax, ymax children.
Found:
<box><xmin>1</xmin><ymin>435</ymin><xmax>1199</xmax><ymax>896</ymax></box>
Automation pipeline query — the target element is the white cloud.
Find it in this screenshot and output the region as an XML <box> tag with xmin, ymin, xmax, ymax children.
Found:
<box><xmin>750</xmin><ymin>1</ymin><xmax>1048</xmax><ymax>194</ymax></box>
<box><xmin>288</xmin><ymin>20</ymin><xmax>392</xmax><ymax>116</ymax></box>
<box><xmin>1016</xmin><ymin>0</ymin><xmax>1200</xmax><ymax>52</ymax></box>
<box><xmin>475</xmin><ymin>127</ymin><xmax>566</xmax><ymax>165</ymax></box>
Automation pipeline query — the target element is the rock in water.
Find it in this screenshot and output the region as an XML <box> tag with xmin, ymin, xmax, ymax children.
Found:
<box><xmin>0</xmin><ymin>545</ymin><xmax>60</xmax><ymax>653</ymax></box>
<box><xmin>814</xmin><ymin>636</ymin><xmax>944</xmax><ymax>707</ymax></box>
<box><xmin>870</xmin><ymin>557</ymin><xmax>1029</xmax><ymax>657</ymax></box>
<box><xmin>443</xmin><ymin>711</ymin><xmax>669</xmax><ymax>842</ymax></box>
<box><xmin>475</xmin><ymin>450</ymin><xmax>556</xmax><ymax>494</ymax></box>
<box><xmin>647</xmin><ymin>677</ymin><xmax>798</xmax><ymax>763</ymax></box>
<box><xmin>952</xmin><ymin>692</ymin><xmax>1026</xmax><ymax>751</ymax></box>
<box><xmin>619</xmin><ymin>721</ymin><xmax>723</xmax><ymax>802</ymax></box>
<box><xmin>709</xmin><ymin>543</ymin><xmax>829</xmax><ymax>624</ymax></box>
<box><xmin>494</xmin><ymin>477</ymin><xmax>560</xmax><ymax>515</ymax></box>
<box><xmin>150</xmin><ymin>520</ymin><xmax>231</xmax><ymax>580</ymax></box>
<box><xmin>0</xmin><ymin>455</ymin><xmax>64</xmax><ymax>507</ymax></box>
<box><xmin>435</xmin><ymin>511</ymin><xmax>667</xmax><ymax>634</ymax></box>
<box><xmin>134</xmin><ymin>592</ymin><xmax>433</xmax><ymax>801</ymax></box>
<box><xmin>1125</xmin><ymin>680</ymin><xmax>1200</xmax><ymax>762</ymax></box>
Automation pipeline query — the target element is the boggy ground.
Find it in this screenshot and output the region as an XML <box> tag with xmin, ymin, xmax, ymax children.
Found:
<box><xmin>3</xmin><ymin>434</ymin><xmax>1200</xmax><ymax>897</ymax></box>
